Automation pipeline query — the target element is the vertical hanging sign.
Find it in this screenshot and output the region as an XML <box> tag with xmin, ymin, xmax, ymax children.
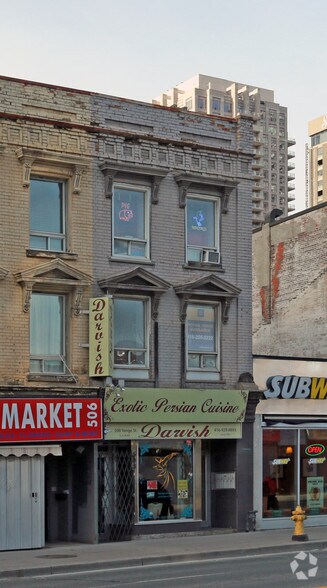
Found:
<box><xmin>89</xmin><ymin>297</ymin><xmax>112</xmax><ymax>377</ymax></box>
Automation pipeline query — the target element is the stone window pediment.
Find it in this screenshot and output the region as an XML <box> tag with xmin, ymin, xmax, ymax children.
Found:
<box><xmin>98</xmin><ymin>266</ymin><xmax>170</xmax><ymax>319</ymax></box>
<box><xmin>174</xmin><ymin>274</ymin><xmax>241</xmax><ymax>323</ymax></box>
<box><xmin>0</xmin><ymin>266</ymin><xmax>9</xmax><ymax>280</ymax></box>
<box><xmin>16</xmin><ymin>147</ymin><xmax>89</xmax><ymax>194</ymax></box>
<box><xmin>15</xmin><ymin>258</ymin><xmax>92</xmax><ymax>314</ymax></box>
<box><xmin>99</xmin><ymin>161</ymin><xmax>168</xmax><ymax>203</ymax></box>
<box><xmin>174</xmin><ymin>172</ymin><xmax>238</xmax><ymax>212</ymax></box>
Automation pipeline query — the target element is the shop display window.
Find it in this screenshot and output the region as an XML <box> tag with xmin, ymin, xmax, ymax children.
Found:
<box><xmin>138</xmin><ymin>440</ymin><xmax>193</xmax><ymax>522</ymax></box>
<box><xmin>263</xmin><ymin>427</ymin><xmax>327</xmax><ymax>518</ymax></box>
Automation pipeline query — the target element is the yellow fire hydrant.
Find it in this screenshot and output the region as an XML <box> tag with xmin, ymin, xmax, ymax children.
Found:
<box><xmin>291</xmin><ymin>505</ymin><xmax>308</xmax><ymax>541</ymax></box>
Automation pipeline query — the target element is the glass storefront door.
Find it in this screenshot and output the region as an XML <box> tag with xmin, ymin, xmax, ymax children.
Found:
<box><xmin>137</xmin><ymin>440</ymin><xmax>194</xmax><ymax>522</ymax></box>
<box><xmin>263</xmin><ymin>427</ymin><xmax>327</xmax><ymax>519</ymax></box>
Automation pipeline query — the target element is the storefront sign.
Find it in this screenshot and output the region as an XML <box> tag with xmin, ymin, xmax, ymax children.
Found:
<box><xmin>263</xmin><ymin>375</ymin><xmax>327</xmax><ymax>399</ymax></box>
<box><xmin>305</xmin><ymin>444</ymin><xmax>325</xmax><ymax>456</ymax></box>
<box><xmin>272</xmin><ymin>458</ymin><xmax>290</xmax><ymax>465</ymax></box>
<box><xmin>89</xmin><ymin>297</ymin><xmax>112</xmax><ymax>377</ymax></box>
<box><xmin>104</xmin><ymin>422</ymin><xmax>242</xmax><ymax>440</ymax></box>
<box><xmin>104</xmin><ymin>389</ymin><xmax>248</xmax><ymax>424</ymax></box>
<box><xmin>0</xmin><ymin>398</ymin><xmax>103</xmax><ymax>442</ymax></box>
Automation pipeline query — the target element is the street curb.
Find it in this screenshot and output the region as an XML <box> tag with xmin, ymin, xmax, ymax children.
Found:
<box><xmin>0</xmin><ymin>540</ymin><xmax>326</xmax><ymax>579</ymax></box>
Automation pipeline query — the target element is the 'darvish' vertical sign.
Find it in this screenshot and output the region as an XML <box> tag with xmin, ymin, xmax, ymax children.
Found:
<box><xmin>89</xmin><ymin>296</ymin><xmax>112</xmax><ymax>377</ymax></box>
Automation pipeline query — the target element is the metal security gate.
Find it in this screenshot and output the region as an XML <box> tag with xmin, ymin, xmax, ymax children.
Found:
<box><xmin>0</xmin><ymin>455</ymin><xmax>44</xmax><ymax>551</ymax></box>
<box><xmin>98</xmin><ymin>442</ymin><xmax>134</xmax><ymax>542</ymax></box>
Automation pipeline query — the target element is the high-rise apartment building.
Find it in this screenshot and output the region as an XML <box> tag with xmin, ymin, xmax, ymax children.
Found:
<box><xmin>153</xmin><ymin>74</ymin><xmax>296</xmax><ymax>226</ymax></box>
<box><xmin>307</xmin><ymin>114</ymin><xmax>327</xmax><ymax>207</ymax></box>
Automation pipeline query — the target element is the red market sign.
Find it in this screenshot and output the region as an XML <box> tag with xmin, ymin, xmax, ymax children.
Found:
<box><xmin>0</xmin><ymin>398</ymin><xmax>103</xmax><ymax>443</ymax></box>
<box><xmin>305</xmin><ymin>444</ymin><xmax>325</xmax><ymax>456</ymax></box>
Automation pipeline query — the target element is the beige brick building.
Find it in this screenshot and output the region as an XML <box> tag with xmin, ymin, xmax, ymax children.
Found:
<box><xmin>307</xmin><ymin>114</ymin><xmax>327</xmax><ymax>207</ymax></box>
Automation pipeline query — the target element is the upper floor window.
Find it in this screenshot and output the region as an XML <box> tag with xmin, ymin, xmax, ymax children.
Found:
<box><xmin>186</xmin><ymin>303</ymin><xmax>220</xmax><ymax>372</ymax></box>
<box><xmin>113</xmin><ymin>184</ymin><xmax>149</xmax><ymax>259</ymax></box>
<box><xmin>30</xmin><ymin>178</ymin><xmax>66</xmax><ymax>252</ymax></box>
<box><xmin>113</xmin><ymin>297</ymin><xmax>148</xmax><ymax>368</ymax></box>
<box><xmin>198</xmin><ymin>96</ymin><xmax>206</xmax><ymax>111</ymax></box>
<box><xmin>212</xmin><ymin>97</ymin><xmax>221</xmax><ymax>113</ymax></box>
<box><xmin>30</xmin><ymin>293</ymin><xmax>65</xmax><ymax>374</ymax></box>
<box><xmin>224</xmin><ymin>101</ymin><xmax>232</xmax><ymax>114</ymax></box>
<box><xmin>186</xmin><ymin>196</ymin><xmax>220</xmax><ymax>264</ymax></box>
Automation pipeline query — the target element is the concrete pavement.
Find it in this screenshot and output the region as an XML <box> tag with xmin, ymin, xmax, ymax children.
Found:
<box><xmin>0</xmin><ymin>526</ymin><xmax>327</xmax><ymax>580</ymax></box>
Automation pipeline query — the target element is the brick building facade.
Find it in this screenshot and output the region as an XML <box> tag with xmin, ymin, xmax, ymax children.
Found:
<box><xmin>252</xmin><ymin>204</ymin><xmax>327</xmax><ymax>529</ymax></box>
<box><xmin>0</xmin><ymin>76</ymin><xmax>258</xmax><ymax>548</ymax></box>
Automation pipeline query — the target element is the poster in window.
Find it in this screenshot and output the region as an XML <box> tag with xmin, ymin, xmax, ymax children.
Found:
<box><xmin>177</xmin><ymin>480</ymin><xmax>189</xmax><ymax>499</ymax></box>
<box><xmin>114</xmin><ymin>189</ymin><xmax>145</xmax><ymax>239</ymax></box>
<box><xmin>187</xmin><ymin>199</ymin><xmax>215</xmax><ymax>248</ymax></box>
<box><xmin>307</xmin><ymin>476</ymin><xmax>324</xmax><ymax>509</ymax></box>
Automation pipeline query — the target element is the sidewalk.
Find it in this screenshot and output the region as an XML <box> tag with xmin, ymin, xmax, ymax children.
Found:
<box><xmin>0</xmin><ymin>526</ymin><xmax>326</xmax><ymax>580</ymax></box>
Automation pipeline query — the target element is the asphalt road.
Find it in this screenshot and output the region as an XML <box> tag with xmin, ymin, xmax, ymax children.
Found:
<box><xmin>1</xmin><ymin>549</ymin><xmax>327</xmax><ymax>588</ymax></box>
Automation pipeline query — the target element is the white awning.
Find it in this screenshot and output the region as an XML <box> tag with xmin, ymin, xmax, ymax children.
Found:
<box><xmin>0</xmin><ymin>445</ymin><xmax>62</xmax><ymax>457</ymax></box>
<box><xmin>256</xmin><ymin>398</ymin><xmax>327</xmax><ymax>416</ymax></box>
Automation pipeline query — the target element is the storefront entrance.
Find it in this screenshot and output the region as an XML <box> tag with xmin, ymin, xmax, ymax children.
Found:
<box><xmin>263</xmin><ymin>427</ymin><xmax>327</xmax><ymax>521</ymax></box>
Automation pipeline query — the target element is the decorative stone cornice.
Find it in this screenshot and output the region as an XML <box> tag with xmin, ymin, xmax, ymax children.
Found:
<box><xmin>174</xmin><ymin>172</ymin><xmax>238</xmax><ymax>210</ymax></box>
<box><xmin>15</xmin><ymin>147</ymin><xmax>89</xmax><ymax>193</ymax></box>
<box><xmin>99</xmin><ymin>161</ymin><xmax>168</xmax><ymax>203</ymax></box>
<box><xmin>0</xmin><ymin>266</ymin><xmax>9</xmax><ymax>280</ymax></box>
<box><xmin>174</xmin><ymin>274</ymin><xmax>241</xmax><ymax>323</ymax></box>
<box><xmin>99</xmin><ymin>266</ymin><xmax>170</xmax><ymax>320</ymax></box>
<box><xmin>15</xmin><ymin>258</ymin><xmax>92</xmax><ymax>314</ymax></box>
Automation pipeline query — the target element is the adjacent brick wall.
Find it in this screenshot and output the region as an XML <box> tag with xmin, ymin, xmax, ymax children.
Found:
<box><xmin>253</xmin><ymin>203</ymin><xmax>327</xmax><ymax>358</ymax></box>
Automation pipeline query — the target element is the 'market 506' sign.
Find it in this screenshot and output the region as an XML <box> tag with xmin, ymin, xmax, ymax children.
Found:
<box><xmin>0</xmin><ymin>398</ymin><xmax>103</xmax><ymax>442</ymax></box>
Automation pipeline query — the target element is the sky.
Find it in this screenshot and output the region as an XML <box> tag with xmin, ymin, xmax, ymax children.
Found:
<box><xmin>1</xmin><ymin>0</ymin><xmax>326</xmax><ymax>213</ymax></box>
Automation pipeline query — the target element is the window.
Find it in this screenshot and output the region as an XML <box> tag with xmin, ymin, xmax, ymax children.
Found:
<box><xmin>224</xmin><ymin>101</ymin><xmax>232</xmax><ymax>114</ymax></box>
<box><xmin>113</xmin><ymin>298</ymin><xmax>148</xmax><ymax>367</ymax></box>
<box><xmin>30</xmin><ymin>179</ymin><xmax>66</xmax><ymax>251</ymax></box>
<box><xmin>30</xmin><ymin>293</ymin><xmax>65</xmax><ymax>373</ymax></box>
<box><xmin>112</xmin><ymin>184</ymin><xmax>149</xmax><ymax>259</ymax></box>
<box><xmin>186</xmin><ymin>196</ymin><xmax>220</xmax><ymax>263</ymax></box>
<box><xmin>186</xmin><ymin>303</ymin><xmax>219</xmax><ymax>371</ymax></box>
<box><xmin>212</xmin><ymin>97</ymin><xmax>221</xmax><ymax>113</ymax></box>
<box><xmin>138</xmin><ymin>440</ymin><xmax>194</xmax><ymax>521</ymax></box>
<box><xmin>197</xmin><ymin>96</ymin><xmax>206</xmax><ymax>111</ymax></box>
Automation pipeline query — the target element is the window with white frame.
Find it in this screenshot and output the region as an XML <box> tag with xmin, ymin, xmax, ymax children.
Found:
<box><xmin>30</xmin><ymin>178</ymin><xmax>66</xmax><ymax>252</ymax></box>
<box><xmin>186</xmin><ymin>303</ymin><xmax>220</xmax><ymax>372</ymax></box>
<box><xmin>112</xmin><ymin>184</ymin><xmax>149</xmax><ymax>259</ymax></box>
<box><xmin>30</xmin><ymin>293</ymin><xmax>65</xmax><ymax>374</ymax></box>
<box><xmin>186</xmin><ymin>196</ymin><xmax>220</xmax><ymax>264</ymax></box>
<box><xmin>113</xmin><ymin>298</ymin><xmax>149</xmax><ymax>367</ymax></box>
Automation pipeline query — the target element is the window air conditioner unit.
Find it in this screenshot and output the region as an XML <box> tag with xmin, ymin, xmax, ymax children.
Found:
<box><xmin>202</xmin><ymin>250</ymin><xmax>221</xmax><ymax>264</ymax></box>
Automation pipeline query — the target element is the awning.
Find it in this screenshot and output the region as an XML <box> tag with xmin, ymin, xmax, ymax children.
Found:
<box><xmin>257</xmin><ymin>398</ymin><xmax>327</xmax><ymax>416</ymax></box>
<box><xmin>0</xmin><ymin>445</ymin><xmax>62</xmax><ymax>457</ymax></box>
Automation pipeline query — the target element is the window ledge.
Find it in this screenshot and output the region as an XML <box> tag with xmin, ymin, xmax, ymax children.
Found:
<box><xmin>186</xmin><ymin>371</ymin><xmax>221</xmax><ymax>382</ymax></box>
<box><xmin>185</xmin><ymin>379</ymin><xmax>226</xmax><ymax>385</ymax></box>
<box><xmin>109</xmin><ymin>256</ymin><xmax>155</xmax><ymax>266</ymax></box>
<box><xmin>183</xmin><ymin>262</ymin><xmax>225</xmax><ymax>272</ymax></box>
<box><xmin>26</xmin><ymin>249</ymin><xmax>78</xmax><ymax>261</ymax></box>
<box><xmin>28</xmin><ymin>374</ymin><xmax>77</xmax><ymax>383</ymax></box>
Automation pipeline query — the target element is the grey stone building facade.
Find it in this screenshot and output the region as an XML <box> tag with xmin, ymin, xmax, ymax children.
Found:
<box><xmin>0</xmin><ymin>76</ymin><xmax>258</xmax><ymax>546</ymax></box>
